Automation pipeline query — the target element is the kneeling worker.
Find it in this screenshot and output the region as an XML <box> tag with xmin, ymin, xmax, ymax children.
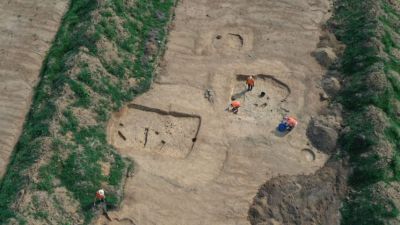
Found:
<box><xmin>94</xmin><ymin>189</ymin><xmax>106</xmax><ymax>206</ymax></box>
<box><xmin>230</xmin><ymin>100</ymin><xmax>241</xmax><ymax>114</ymax></box>
<box><xmin>284</xmin><ymin>115</ymin><xmax>298</xmax><ymax>131</ymax></box>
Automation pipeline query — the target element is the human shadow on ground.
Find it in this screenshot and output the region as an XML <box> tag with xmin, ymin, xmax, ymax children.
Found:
<box><xmin>273</xmin><ymin>127</ymin><xmax>290</xmax><ymax>137</ymax></box>
<box><xmin>86</xmin><ymin>201</ymin><xmax>117</xmax><ymax>212</ymax></box>
<box><xmin>231</xmin><ymin>89</ymin><xmax>248</xmax><ymax>100</ymax></box>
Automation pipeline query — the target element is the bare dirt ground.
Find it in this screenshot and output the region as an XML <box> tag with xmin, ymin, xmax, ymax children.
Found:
<box><xmin>0</xmin><ymin>0</ymin><xmax>68</xmax><ymax>177</ymax></box>
<box><xmin>99</xmin><ymin>0</ymin><xmax>332</xmax><ymax>224</ymax></box>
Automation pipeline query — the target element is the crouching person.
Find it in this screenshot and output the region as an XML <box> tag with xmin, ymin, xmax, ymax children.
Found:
<box><xmin>94</xmin><ymin>189</ymin><xmax>106</xmax><ymax>206</ymax></box>
<box><xmin>230</xmin><ymin>100</ymin><xmax>241</xmax><ymax>114</ymax></box>
<box><xmin>283</xmin><ymin>115</ymin><xmax>298</xmax><ymax>131</ymax></box>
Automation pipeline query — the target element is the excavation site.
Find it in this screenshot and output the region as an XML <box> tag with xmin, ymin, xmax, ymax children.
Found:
<box><xmin>1</xmin><ymin>0</ymin><xmax>400</xmax><ymax>224</ymax></box>
<box><xmin>99</xmin><ymin>0</ymin><xmax>331</xmax><ymax>224</ymax></box>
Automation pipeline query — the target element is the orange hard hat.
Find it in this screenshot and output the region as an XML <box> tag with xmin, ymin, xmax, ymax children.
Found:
<box><xmin>231</xmin><ymin>100</ymin><xmax>241</xmax><ymax>108</ymax></box>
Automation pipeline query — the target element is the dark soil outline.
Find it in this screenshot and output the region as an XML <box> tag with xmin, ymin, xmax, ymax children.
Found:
<box><xmin>301</xmin><ymin>148</ymin><xmax>316</xmax><ymax>161</ymax></box>
<box><xmin>214</xmin><ymin>32</ymin><xmax>245</xmax><ymax>51</ymax></box>
<box><xmin>228</xmin><ymin>33</ymin><xmax>244</xmax><ymax>47</ymax></box>
<box><xmin>126</xmin><ymin>103</ymin><xmax>202</xmax><ymax>158</ymax></box>
<box><xmin>113</xmin><ymin>217</ymin><xmax>137</xmax><ymax>224</ymax></box>
<box><xmin>236</xmin><ymin>74</ymin><xmax>291</xmax><ymax>102</ymax></box>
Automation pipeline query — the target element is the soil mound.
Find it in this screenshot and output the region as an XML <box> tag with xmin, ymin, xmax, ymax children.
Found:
<box><xmin>322</xmin><ymin>77</ymin><xmax>341</xmax><ymax>95</ymax></box>
<box><xmin>312</xmin><ymin>47</ymin><xmax>337</xmax><ymax>68</ymax></box>
<box><xmin>249</xmin><ymin>160</ymin><xmax>348</xmax><ymax>225</ymax></box>
<box><xmin>307</xmin><ymin>117</ymin><xmax>339</xmax><ymax>154</ymax></box>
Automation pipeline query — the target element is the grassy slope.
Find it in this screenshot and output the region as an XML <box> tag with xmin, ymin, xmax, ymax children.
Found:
<box><xmin>0</xmin><ymin>0</ymin><xmax>175</xmax><ymax>224</ymax></box>
<box><xmin>331</xmin><ymin>0</ymin><xmax>400</xmax><ymax>224</ymax></box>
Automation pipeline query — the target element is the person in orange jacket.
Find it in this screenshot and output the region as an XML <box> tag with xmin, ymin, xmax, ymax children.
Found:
<box><xmin>246</xmin><ymin>76</ymin><xmax>255</xmax><ymax>91</ymax></box>
<box><xmin>230</xmin><ymin>100</ymin><xmax>241</xmax><ymax>114</ymax></box>
<box><xmin>283</xmin><ymin>115</ymin><xmax>298</xmax><ymax>131</ymax></box>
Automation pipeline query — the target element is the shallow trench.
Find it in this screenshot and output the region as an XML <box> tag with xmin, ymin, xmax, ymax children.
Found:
<box><xmin>96</xmin><ymin>0</ymin><xmax>332</xmax><ymax>224</ymax></box>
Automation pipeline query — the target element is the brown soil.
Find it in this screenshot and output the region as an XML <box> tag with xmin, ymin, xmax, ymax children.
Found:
<box><xmin>248</xmin><ymin>160</ymin><xmax>348</xmax><ymax>225</ymax></box>
<box><xmin>0</xmin><ymin>0</ymin><xmax>68</xmax><ymax>177</ymax></box>
<box><xmin>97</xmin><ymin>0</ymin><xmax>333</xmax><ymax>224</ymax></box>
<box><xmin>110</xmin><ymin>104</ymin><xmax>201</xmax><ymax>159</ymax></box>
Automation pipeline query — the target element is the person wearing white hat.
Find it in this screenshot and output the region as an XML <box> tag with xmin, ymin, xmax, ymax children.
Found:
<box><xmin>246</xmin><ymin>76</ymin><xmax>255</xmax><ymax>91</ymax></box>
<box><xmin>94</xmin><ymin>189</ymin><xmax>106</xmax><ymax>206</ymax></box>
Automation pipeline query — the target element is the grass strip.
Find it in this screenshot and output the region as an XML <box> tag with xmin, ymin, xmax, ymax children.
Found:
<box><xmin>0</xmin><ymin>0</ymin><xmax>176</xmax><ymax>224</ymax></box>
<box><xmin>331</xmin><ymin>0</ymin><xmax>400</xmax><ymax>224</ymax></box>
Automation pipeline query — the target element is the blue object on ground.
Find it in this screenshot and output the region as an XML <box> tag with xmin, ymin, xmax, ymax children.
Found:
<box><xmin>278</xmin><ymin>122</ymin><xmax>288</xmax><ymax>132</ymax></box>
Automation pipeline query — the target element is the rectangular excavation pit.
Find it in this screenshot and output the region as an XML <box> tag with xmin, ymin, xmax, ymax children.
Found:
<box><xmin>109</xmin><ymin>104</ymin><xmax>201</xmax><ymax>159</ymax></box>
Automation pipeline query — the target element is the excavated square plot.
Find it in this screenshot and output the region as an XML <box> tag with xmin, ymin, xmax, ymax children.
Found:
<box><xmin>231</xmin><ymin>74</ymin><xmax>291</xmax><ymax>119</ymax></box>
<box><xmin>109</xmin><ymin>105</ymin><xmax>200</xmax><ymax>159</ymax></box>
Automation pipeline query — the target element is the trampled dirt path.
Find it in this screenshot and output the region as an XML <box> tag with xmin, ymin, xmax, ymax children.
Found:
<box><xmin>0</xmin><ymin>0</ymin><xmax>68</xmax><ymax>177</ymax></box>
<box><xmin>101</xmin><ymin>0</ymin><xmax>332</xmax><ymax>224</ymax></box>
